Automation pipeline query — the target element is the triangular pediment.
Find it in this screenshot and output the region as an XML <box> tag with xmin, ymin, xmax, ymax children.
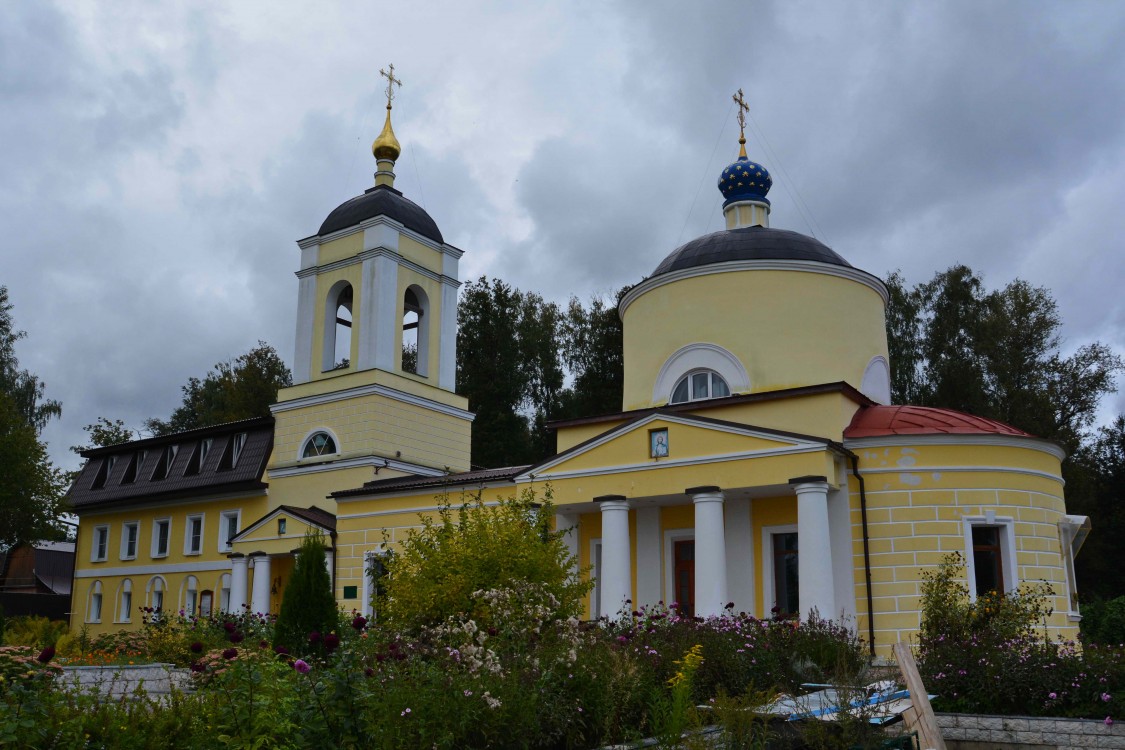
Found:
<box><xmin>516</xmin><ymin>411</ymin><xmax>830</xmax><ymax>481</ymax></box>
<box><xmin>231</xmin><ymin>505</ymin><xmax>336</xmax><ymax>550</ymax></box>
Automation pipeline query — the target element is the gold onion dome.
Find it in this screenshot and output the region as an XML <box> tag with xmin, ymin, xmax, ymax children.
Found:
<box><xmin>372</xmin><ymin>107</ymin><xmax>401</xmax><ymax>162</ymax></box>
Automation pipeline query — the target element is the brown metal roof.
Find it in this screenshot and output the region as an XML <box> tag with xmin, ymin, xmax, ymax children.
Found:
<box><xmin>66</xmin><ymin>417</ymin><xmax>274</xmax><ymax>511</ymax></box>
<box><xmin>844</xmin><ymin>405</ymin><xmax>1033</xmax><ymax>438</ymax></box>
<box><xmin>333</xmin><ymin>465</ymin><xmax>530</xmax><ymax>499</ymax></box>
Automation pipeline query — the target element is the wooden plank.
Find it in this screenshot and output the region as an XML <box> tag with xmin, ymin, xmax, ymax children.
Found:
<box><xmin>893</xmin><ymin>642</ymin><xmax>947</xmax><ymax>750</ymax></box>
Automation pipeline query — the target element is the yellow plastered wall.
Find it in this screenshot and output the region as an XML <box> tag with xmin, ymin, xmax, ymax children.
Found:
<box><xmin>621</xmin><ymin>270</ymin><xmax>888</xmax><ymax>410</ymax></box>
<box><xmin>271</xmin><ymin>390</ymin><xmax>471</xmax><ymax>473</ymax></box>
<box><xmin>752</xmin><ymin>496</ymin><xmax>799</xmax><ymax>615</ymax></box>
<box><xmin>850</xmin><ymin>440</ymin><xmax>1074</xmax><ymax>658</ymax></box>
<box><xmin>70</xmin><ymin>491</ymin><xmax>267</xmax><ymax>635</ymax></box>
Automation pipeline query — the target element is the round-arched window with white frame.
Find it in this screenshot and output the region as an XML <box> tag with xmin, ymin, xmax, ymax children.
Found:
<box><xmin>670</xmin><ymin>370</ymin><xmax>731</xmax><ymax>404</ymax></box>
<box><xmin>301</xmin><ymin>430</ymin><xmax>339</xmax><ymax>459</ymax></box>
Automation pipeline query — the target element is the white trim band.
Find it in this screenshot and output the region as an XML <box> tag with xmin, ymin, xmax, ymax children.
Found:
<box><xmin>846</xmin><ymin>433</ymin><xmax>1066</xmax><ymax>461</ymax></box>
<box><xmin>271</xmin><ymin>382</ymin><xmax>475</xmax><ymax>421</ymax></box>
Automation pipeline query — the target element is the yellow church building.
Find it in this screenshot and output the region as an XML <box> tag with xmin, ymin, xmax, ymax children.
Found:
<box><xmin>66</xmin><ymin>84</ymin><xmax>1089</xmax><ymax>657</ymax></box>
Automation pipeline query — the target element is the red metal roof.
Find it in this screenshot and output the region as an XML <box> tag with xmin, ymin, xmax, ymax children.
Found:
<box><xmin>844</xmin><ymin>405</ymin><xmax>1032</xmax><ymax>438</ymax></box>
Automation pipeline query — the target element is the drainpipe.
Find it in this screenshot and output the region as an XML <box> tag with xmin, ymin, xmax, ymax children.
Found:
<box><xmin>848</xmin><ymin>451</ymin><xmax>877</xmax><ymax>659</ymax></box>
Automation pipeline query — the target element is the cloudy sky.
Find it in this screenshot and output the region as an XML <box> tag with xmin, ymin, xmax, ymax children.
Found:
<box><xmin>4</xmin><ymin>1</ymin><xmax>1125</xmax><ymax>470</ymax></box>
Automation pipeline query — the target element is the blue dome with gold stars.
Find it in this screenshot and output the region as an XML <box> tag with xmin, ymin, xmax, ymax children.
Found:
<box><xmin>719</xmin><ymin>155</ymin><xmax>772</xmax><ymax>206</ymax></box>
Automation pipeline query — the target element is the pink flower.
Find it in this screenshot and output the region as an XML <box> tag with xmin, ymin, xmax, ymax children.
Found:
<box><xmin>401</xmin><ymin>708</ymin><xmax>411</xmax><ymax>717</ymax></box>
<box><xmin>1106</xmin><ymin>716</ymin><xmax>1114</xmax><ymax>727</ymax></box>
<box><xmin>293</xmin><ymin>659</ymin><xmax>311</xmax><ymax>674</ymax></box>
<box><xmin>1103</xmin><ymin>693</ymin><xmax>1112</xmax><ymax>702</ymax></box>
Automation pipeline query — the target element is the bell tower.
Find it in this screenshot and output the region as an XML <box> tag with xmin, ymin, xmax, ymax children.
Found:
<box><xmin>272</xmin><ymin>66</ymin><xmax>472</xmax><ymax>480</ymax></box>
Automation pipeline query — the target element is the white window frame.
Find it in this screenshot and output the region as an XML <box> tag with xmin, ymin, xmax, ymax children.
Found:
<box><xmin>181</xmin><ymin>575</ymin><xmax>199</xmax><ymax>617</ymax></box>
<box><xmin>92</xmin><ymin>525</ymin><xmax>110</xmax><ymax>562</ymax></box>
<box><xmin>219</xmin><ymin>572</ymin><xmax>232</xmax><ymax>614</ymax></box>
<box><xmin>963</xmin><ymin>515</ymin><xmax>1018</xmax><ymax>601</ymax></box>
<box><xmin>298</xmin><ymin>428</ymin><xmax>341</xmax><ymax>460</ymax></box>
<box><xmin>232</xmin><ymin>433</ymin><xmax>247</xmax><ymax>467</ymax></box>
<box><xmin>120</xmin><ymin>520</ymin><xmax>140</xmax><ymax>560</ymax></box>
<box><xmin>361</xmin><ymin>546</ymin><xmax>389</xmax><ymax>620</ymax></box>
<box><xmin>219</xmin><ymin>509</ymin><xmax>241</xmax><ymax>552</ymax></box>
<box><xmin>87</xmin><ymin>580</ymin><xmax>103</xmax><ymax>623</ymax></box>
<box><xmin>662</xmin><ymin>528</ymin><xmax>695</xmax><ymax>609</ymax></box>
<box><xmin>184</xmin><ymin>513</ymin><xmax>205</xmax><ymax>555</ymax></box>
<box><xmin>152</xmin><ymin>517</ymin><xmax>171</xmax><ymax>558</ymax></box>
<box><xmin>1058</xmin><ymin>515</ymin><xmax>1090</xmax><ymax>619</ymax></box>
<box><xmin>669</xmin><ymin>369</ymin><xmax>731</xmax><ymax>404</ymax></box>
<box><xmin>147</xmin><ymin>575</ymin><xmax>167</xmax><ymax>613</ymax></box>
<box><xmin>761</xmin><ymin>524</ymin><xmax>799</xmax><ymax>618</ymax></box>
<box><xmin>116</xmin><ymin>579</ymin><xmax>133</xmax><ymax>623</ymax></box>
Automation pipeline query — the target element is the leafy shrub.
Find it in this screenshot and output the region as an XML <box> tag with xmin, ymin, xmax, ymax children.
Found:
<box><xmin>0</xmin><ymin>616</ymin><xmax>68</xmax><ymax>649</ymax></box>
<box><xmin>917</xmin><ymin>553</ymin><xmax>1124</xmax><ymax>718</ymax></box>
<box><xmin>1080</xmin><ymin>595</ymin><xmax>1125</xmax><ymax>645</ymax></box>
<box><xmin>380</xmin><ymin>488</ymin><xmax>592</xmax><ymax>633</ymax></box>
<box><xmin>274</xmin><ymin>532</ymin><xmax>338</xmax><ymax>656</ymax></box>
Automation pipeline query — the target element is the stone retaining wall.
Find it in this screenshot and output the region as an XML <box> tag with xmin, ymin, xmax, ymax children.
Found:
<box><xmin>936</xmin><ymin>712</ymin><xmax>1123</xmax><ymax>750</ymax></box>
<box><xmin>59</xmin><ymin>664</ymin><xmax>193</xmax><ymax>699</ymax></box>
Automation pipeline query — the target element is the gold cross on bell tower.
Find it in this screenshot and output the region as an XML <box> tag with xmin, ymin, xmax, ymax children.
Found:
<box><xmin>732</xmin><ymin>88</ymin><xmax>750</xmax><ymax>158</ymax></box>
<box><xmin>380</xmin><ymin>63</ymin><xmax>403</xmax><ymax>110</ymax></box>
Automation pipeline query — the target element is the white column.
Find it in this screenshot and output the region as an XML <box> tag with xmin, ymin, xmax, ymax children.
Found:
<box><xmin>596</xmin><ymin>496</ymin><xmax>631</xmax><ymax>619</ymax></box>
<box><xmin>792</xmin><ymin>477</ymin><xmax>836</xmax><ymax>620</ymax></box>
<box><xmin>439</xmin><ymin>279</ymin><xmax>459</xmax><ymax>390</ymax></box>
<box><xmin>690</xmin><ymin>486</ymin><xmax>728</xmax><ymax>617</ymax></box>
<box><xmin>292</xmin><ymin>273</ymin><xmax>317</xmax><ymax>384</ymax></box>
<box><xmin>372</xmin><ymin>254</ymin><xmax>399</xmax><ymax>371</ymax></box>
<box><xmin>229</xmin><ymin>554</ymin><xmax>249</xmax><ymax>614</ymax></box>
<box><xmin>250</xmin><ymin>554</ymin><xmax>271</xmax><ymax>615</ymax></box>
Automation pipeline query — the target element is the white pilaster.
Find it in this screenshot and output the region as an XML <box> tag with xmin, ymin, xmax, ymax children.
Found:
<box><xmin>439</xmin><ymin>280</ymin><xmax>459</xmax><ymax>390</ymax></box>
<box><xmin>293</xmin><ymin>274</ymin><xmax>317</xmax><ymax>384</ymax></box>
<box><xmin>792</xmin><ymin>477</ymin><xmax>836</xmax><ymax>620</ymax></box>
<box><xmin>690</xmin><ymin>487</ymin><xmax>728</xmax><ymax>617</ymax></box>
<box><xmin>229</xmin><ymin>554</ymin><xmax>249</xmax><ymax>614</ymax></box>
<box><xmin>250</xmin><ymin>554</ymin><xmax>271</xmax><ymax>615</ymax></box>
<box><xmin>635</xmin><ymin>506</ymin><xmax>661</xmax><ymax>610</ymax></box>
<box><xmin>597</xmin><ymin>497</ymin><xmax>631</xmax><ymax>619</ymax></box>
<box><xmin>373</xmin><ymin>254</ymin><xmax>399</xmax><ymax>371</ymax></box>
<box><xmin>357</xmin><ymin>256</ymin><xmax>379</xmax><ymax>370</ymax></box>
<box><xmin>724</xmin><ymin>496</ymin><xmax>753</xmax><ymax>614</ymax></box>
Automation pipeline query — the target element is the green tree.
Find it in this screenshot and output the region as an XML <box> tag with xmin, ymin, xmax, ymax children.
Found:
<box><xmin>884</xmin><ymin>272</ymin><xmax>925</xmax><ymax>405</ymax></box>
<box><xmin>0</xmin><ymin>287</ymin><xmax>61</xmax><ymax>433</ymax></box>
<box><xmin>274</xmin><ymin>532</ymin><xmax>339</xmax><ymax>655</ymax></box>
<box><xmin>0</xmin><ymin>394</ymin><xmax>66</xmax><ymax>548</ymax></box>
<box><xmin>145</xmin><ymin>341</ymin><xmax>292</xmax><ymax>436</ymax></box>
<box><xmin>69</xmin><ymin>417</ymin><xmax>135</xmax><ymax>455</ymax></box>
<box><xmin>554</xmin><ymin>289</ymin><xmax>627</xmax><ymax>421</ymax></box>
<box><xmin>380</xmin><ymin>488</ymin><xmax>591</xmax><ymax>633</ymax></box>
<box><xmin>1067</xmin><ymin>418</ymin><xmax>1125</xmax><ymax>600</ymax></box>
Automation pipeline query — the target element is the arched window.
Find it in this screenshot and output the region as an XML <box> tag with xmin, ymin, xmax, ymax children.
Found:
<box><xmin>87</xmin><ymin>580</ymin><xmax>103</xmax><ymax>623</ymax></box>
<box><xmin>401</xmin><ymin>285</ymin><xmax>429</xmax><ymax>376</ymax></box>
<box><xmin>301</xmin><ymin>430</ymin><xmax>338</xmax><ymax>458</ymax></box>
<box><xmin>182</xmin><ymin>576</ymin><xmax>199</xmax><ymax>617</ymax></box>
<box><xmin>147</xmin><ymin>576</ymin><xmax>166</xmax><ymax>614</ymax></box>
<box><xmin>117</xmin><ymin>579</ymin><xmax>133</xmax><ymax>622</ymax></box>
<box><xmin>670</xmin><ymin>370</ymin><xmax>731</xmax><ymax>404</ymax></box>
<box><xmin>322</xmin><ymin>281</ymin><xmax>353</xmax><ymax>372</ymax></box>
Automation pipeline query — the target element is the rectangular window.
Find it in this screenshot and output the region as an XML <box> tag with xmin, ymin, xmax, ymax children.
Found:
<box><xmin>772</xmin><ymin>532</ymin><xmax>800</xmax><ymax>618</ymax></box>
<box><xmin>120</xmin><ymin>521</ymin><xmax>139</xmax><ymax>560</ymax></box>
<box><xmin>220</xmin><ymin>510</ymin><xmax>241</xmax><ymax>551</ymax></box>
<box><xmin>964</xmin><ymin>518</ymin><xmax>1017</xmax><ymax>600</ymax></box>
<box><xmin>89</xmin><ymin>591</ymin><xmax>102</xmax><ymax>623</ymax></box>
<box><xmin>152</xmin><ymin>518</ymin><xmax>171</xmax><ymax>557</ymax></box>
<box><xmin>119</xmin><ymin>590</ymin><xmax>132</xmax><ymax>622</ymax></box>
<box><xmin>185</xmin><ymin>514</ymin><xmax>204</xmax><ymax>555</ymax></box>
<box><xmin>92</xmin><ymin>525</ymin><xmax>109</xmax><ymax>562</ymax></box>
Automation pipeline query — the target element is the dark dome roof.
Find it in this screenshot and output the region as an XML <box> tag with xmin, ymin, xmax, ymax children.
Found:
<box><xmin>318</xmin><ymin>184</ymin><xmax>443</xmax><ymax>243</ymax></box>
<box><xmin>652</xmin><ymin>225</ymin><xmax>851</xmax><ymax>276</ymax></box>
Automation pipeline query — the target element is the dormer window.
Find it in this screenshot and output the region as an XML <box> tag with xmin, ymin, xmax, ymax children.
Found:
<box><xmin>122</xmin><ymin>451</ymin><xmax>146</xmax><ymax>484</ymax></box>
<box><xmin>151</xmin><ymin>445</ymin><xmax>179</xmax><ymax>481</ymax></box>
<box><xmin>219</xmin><ymin>433</ymin><xmax>248</xmax><ymax>471</ymax></box>
<box><xmin>670</xmin><ymin>370</ymin><xmax>731</xmax><ymax>404</ymax></box>
<box><xmin>90</xmin><ymin>456</ymin><xmax>115</xmax><ymax>490</ymax></box>
<box><xmin>301</xmin><ymin>431</ymin><xmax>338</xmax><ymax>458</ymax></box>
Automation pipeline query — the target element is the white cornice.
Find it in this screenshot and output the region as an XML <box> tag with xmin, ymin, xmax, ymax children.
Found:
<box><xmin>76</xmin><ymin>559</ymin><xmax>232</xmax><ymax>579</ymax></box>
<box><xmin>620</xmin><ymin>259</ymin><xmax>889</xmax><ymax>317</ymax></box>
<box><xmin>845</xmin><ymin>433</ymin><xmax>1066</xmax><ymax>461</ymax></box>
<box><xmin>271</xmin><ymin>381</ymin><xmax>475</xmax><ymax>422</ymax></box>
<box><xmin>294</xmin><ymin>246</ymin><xmax>461</xmax><ymax>288</ymax></box>
<box><xmin>267</xmin><ymin>454</ymin><xmax>446</xmax><ymax>480</ymax></box>
<box><xmin>853</xmin><ymin>464</ymin><xmax>1065</xmax><ymax>486</ymax></box>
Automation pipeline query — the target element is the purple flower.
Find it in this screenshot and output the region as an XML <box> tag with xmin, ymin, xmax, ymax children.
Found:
<box><xmin>1106</xmin><ymin>716</ymin><xmax>1114</xmax><ymax>727</ymax></box>
<box><xmin>324</xmin><ymin>633</ymin><xmax>340</xmax><ymax>653</ymax></box>
<box><xmin>223</xmin><ymin>621</ymin><xmax>236</xmax><ymax>633</ymax></box>
<box><xmin>1048</xmin><ymin>692</ymin><xmax>1057</xmax><ymax>699</ymax></box>
<box><xmin>222</xmin><ymin>648</ymin><xmax>238</xmax><ymax>660</ymax></box>
<box><xmin>1104</xmin><ymin>694</ymin><xmax>1113</xmax><ymax>703</ymax></box>
<box><xmin>364</xmin><ymin>667</ymin><xmax>374</xmax><ymax>678</ymax></box>
<box><xmin>190</xmin><ymin>662</ymin><xmax>205</xmax><ymax>673</ymax></box>
<box><xmin>190</xmin><ymin>641</ymin><xmax>203</xmax><ymax>653</ymax></box>
<box><xmin>259</xmin><ymin>640</ymin><xmax>269</xmax><ymax>649</ymax></box>
<box><xmin>293</xmin><ymin>659</ymin><xmax>311</xmax><ymax>674</ymax></box>
<box><xmin>37</xmin><ymin>646</ymin><xmax>55</xmax><ymax>663</ymax></box>
<box><xmin>229</xmin><ymin>631</ymin><xmax>245</xmax><ymax>644</ymax></box>
<box><xmin>308</xmin><ymin>631</ymin><xmax>322</xmax><ymax>644</ymax></box>
<box><xmin>274</xmin><ymin>645</ymin><xmax>290</xmax><ymax>655</ymax></box>
<box><xmin>487</xmin><ymin>626</ymin><xmax>498</xmax><ymax>636</ymax></box>
<box><xmin>352</xmin><ymin>615</ymin><xmax>367</xmax><ymax>630</ymax></box>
